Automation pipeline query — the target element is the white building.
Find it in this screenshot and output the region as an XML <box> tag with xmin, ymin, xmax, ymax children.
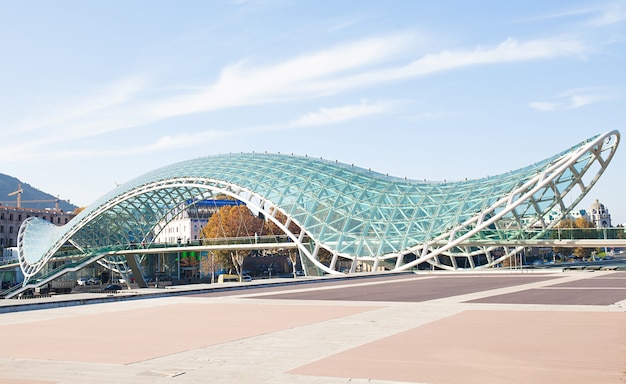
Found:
<box><xmin>588</xmin><ymin>199</ymin><xmax>612</xmax><ymax>228</ymax></box>
<box><xmin>154</xmin><ymin>215</ymin><xmax>207</xmax><ymax>244</ymax></box>
<box><xmin>153</xmin><ymin>199</ymin><xmax>243</xmax><ymax>244</ymax></box>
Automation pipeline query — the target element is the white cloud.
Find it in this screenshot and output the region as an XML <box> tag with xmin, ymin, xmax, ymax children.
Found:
<box><xmin>3</xmin><ymin>34</ymin><xmax>589</xmax><ymax>159</ymax></box>
<box><xmin>9</xmin><ymin>100</ymin><xmax>394</xmax><ymax>160</ymax></box>
<box><xmin>290</xmin><ymin>101</ymin><xmax>392</xmax><ymax>127</ymax></box>
<box><xmin>533</xmin><ymin>1</ymin><xmax>626</xmax><ymax>26</ymax></box>
<box><xmin>587</xmin><ymin>1</ymin><xmax>626</xmax><ymax>26</ymax></box>
<box><xmin>528</xmin><ymin>101</ymin><xmax>559</xmax><ymax>112</ymax></box>
<box><xmin>529</xmin><ymin>87</ymin><xmax>613</xmax><ymax>111</ymax></box>
<box><xmin>303</xmin><ymin>37</ymin><xmax>588</xmax><ymax>93</ymax></box>
<box><xmin>13</xmin><ymin>76</ymin><xmax>149</xmax><ymax>135</ymax></box>
<box><xmin>136</xmin><ymin>101</ymin><xmax>395</xmax><ymax>153</ymax></box>
<box><xmin>407</xmin><ymin>111</ymin><xmax>456</xmax><ymax>121</ymax></box>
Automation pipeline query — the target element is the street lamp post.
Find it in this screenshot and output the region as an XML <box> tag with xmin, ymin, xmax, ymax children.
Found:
<box><xmin>210</xmin><ymin>252</ymin><xmax>215</xmax><ymax>284</ymax></box>
<box><xmin>156</xmin><ymin>252</ymin><xmax>161</xmax><ymax>288</ymax></box>
<box><xmin>177</xmin><ymin>237</ymin><xmax>181</xmax><ymax>281</ymax></box>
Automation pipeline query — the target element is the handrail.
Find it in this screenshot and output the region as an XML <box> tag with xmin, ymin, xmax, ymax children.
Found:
<box><xmin>1</xmin><ymin>250</ymin><xmax>118</xmax><ymax>299</ymax></box>
<box><xmin>458</xmin><ymin>227</ymin><xmax>625</xmax><ymax>242</ymax></box>
<box><xmin>1</xmin><ymin>236</ymin><xmax>309</xmax><ymax>298</ymax></box>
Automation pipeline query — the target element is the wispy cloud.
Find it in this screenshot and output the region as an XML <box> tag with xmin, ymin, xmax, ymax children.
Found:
<box><xmin>8</xmin><ymin>100</ymin><xmax>395</xmax><ymax>160</ymax></box>
<box><xmin>529</xmin><ymin>87</ymin><xmax>614</xmax><ymax>111</ymax></box>
<box><xmin>289</xmin><ymin>100</ymin><xmax>392</xmax><ymax>127</ymax></box>
<box><xmin>292</xmin><ymin>37</ymin><xmax>588</xmax><ymax>97</ymax></box>
<box><xmin>3</xmin><ymin>33</ymin><xmax>589</xmax><ymax>160</ymax></box>
<box><xmin>136</xmin><ymin>101</ymin><xmax>394</xmax><ymax>153</ymax></box>
<box><xmin>535</xmin><ymin>1</ymin><xmax>626</xmax><ymax>27</ymax></box>
<box><xmin>587</xmin><ymin>1</ymin><xmax>626</xmax><ymax>26</ymax></box>
<box><xmin>13</xmin><ymin>76</ymin><xmax>149</xmax><ymax>135</ymax></box>
<box><xmin>135</xmin><ymin>35</ymin><xmax>588</xmax><ymax>127</ymax></box>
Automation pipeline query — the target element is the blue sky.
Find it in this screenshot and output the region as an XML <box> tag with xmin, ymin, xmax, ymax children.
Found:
<box><xmin>1</xmin><ymin>1</ymin><xmax>625</xmax><ymax>222</ymax></box>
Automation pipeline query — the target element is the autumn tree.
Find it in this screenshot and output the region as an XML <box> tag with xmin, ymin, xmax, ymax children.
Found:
<box><xmin>200</xmin><ymin>202</ymin><xmax>313</xmax><ymax>279</ymax></box>
<box><xmin>552</xmin><ymin>217</ymin><xmax>596</xmax><ymax>260</ymax></box>
<box><xmin>200</xmin><ymin>205</ymin><xmax>264</xmax><ymax>277</ymax></box>
<box><xmin>260</xmin><ymin>210</ymin><xmax>335</xmax><ymax>272</ymax></box>
<box><xmin>73</xmin><ymin>207</ymin><xmax>86</xmax><ymax>215</ymax></box>
<box><xmin>552</xmin><ymin>219</ymin><xmax>574</xmax><ymax>259</ymax></box>
<box><xmin>202</xmin><ymin>205</ymin><xmax>265</xmax><ymax>239</ymax></box>
<box><xmin>572</xmin><ymin>217</ymin><xmax>596</xmax><ymax>259</ymax></box>
<box><xmin>263</xmin><ymin>210</ymin><xmax>301</xmax><ymax>237</ymax></box>
<box><xmin>287</xmin><ymin>250</ymin><xmax>298</xmax><ymax>277</ymax></box>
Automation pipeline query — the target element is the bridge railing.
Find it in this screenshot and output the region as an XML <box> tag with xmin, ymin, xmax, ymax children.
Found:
<box><xmin>0</xmin><ymin>249</ymin><xmax>118</xmax><ymax>299</ymax></box>
<box><xmin>17</xmin><ymin>236</ymin><xmax>297</xmax><ymax>267</ymax></box>
<box><xmin>466</xmin><ymin>227</ymin><xmax>625</xmax><ymax>242</ymax></box>
<box><xmin>0</xmin><ymin>258</ymin><xmax>19</xmax><ymax>267</ymax></box>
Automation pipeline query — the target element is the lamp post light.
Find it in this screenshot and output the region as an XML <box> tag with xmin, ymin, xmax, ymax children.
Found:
<box><xmin>177</xmin><ymin>237</ymin><xmax>182</xmax><ymax>281</ymax></box>
<box><xmin>156</xmin><ymin>252</ymin><xmax>161</xmax><ymax>288</ymax></box>
<box><xmin>210</xmin><ymin>251</ymin><xmax>215</xmax><ymax>284</ymax></box>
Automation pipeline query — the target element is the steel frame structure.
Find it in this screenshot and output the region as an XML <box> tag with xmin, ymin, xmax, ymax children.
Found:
<box><xmin>16</xmin><ymin>131</ymin><xmax>620</xmax><ymax>283</ymax></box>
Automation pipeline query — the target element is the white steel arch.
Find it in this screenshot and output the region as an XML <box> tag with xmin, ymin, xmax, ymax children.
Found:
<box><xmin>16</xmin><ymin>130</ymin><xmax>620</xmax><ymax>281</ymax></box>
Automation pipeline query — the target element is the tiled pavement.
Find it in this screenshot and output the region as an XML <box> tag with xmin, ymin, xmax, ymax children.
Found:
<box><xmin>0</xmin><ymin>270</ymin><xmax>624</xmax><ymax>384</ymax></box>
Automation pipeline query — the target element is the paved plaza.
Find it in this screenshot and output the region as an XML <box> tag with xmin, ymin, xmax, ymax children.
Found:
<box><xmin>0</xmin><ymin>270</ymin><xmax>624</xmax><ymax>384</ymax></box>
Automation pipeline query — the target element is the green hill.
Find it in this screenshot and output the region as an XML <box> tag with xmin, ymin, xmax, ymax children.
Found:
<box><xmin>0</xmin><ymin>173</ymin><xmax>77</xmax><ymax>212</ymax></box>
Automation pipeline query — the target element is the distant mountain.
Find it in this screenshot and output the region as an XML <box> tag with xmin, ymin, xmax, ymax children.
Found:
<box><xmin>0</xmin><ymin>173</ymin><xmax>77</xmax><ymax>212</ymax></box>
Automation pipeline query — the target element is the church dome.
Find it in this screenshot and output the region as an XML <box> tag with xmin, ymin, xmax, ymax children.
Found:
<box><xmin>591</xmin><ymin>199</ymin><xmax>605</xmax><ymax>212</ymax></box>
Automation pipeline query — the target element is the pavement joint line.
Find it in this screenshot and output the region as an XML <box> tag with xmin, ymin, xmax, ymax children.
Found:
<box><xmin>0</xmin><ymin>273</ymin><xmax>417</xmax><ymax>311</ymax></box>
<box><xmin>207</xmin><ymin>271</ymin><xmax>578</xmax><ymax>301</ymax></box>
<box><xmin>541</xmin><ymin>286</ymin><xmax>626</xmax><ymax>289</ymax></box>
<box><xmin>0</xmin><ymin>270</ymin><xmax>615</xmax><ymax>314</ymax></box>
<box><xmin>223</xmin><ymin>275</ymin><xmax>435</xmax><ymax>298</ymax></box>
<box><xmin>421</xmin><ymin>271</ymin><xmax>604</xmax><ymax>305</ymax></box>
<box><xmin>0</xmin><ymin>271</ymin><xmax>624</xmax><ymax>384</ymax></box>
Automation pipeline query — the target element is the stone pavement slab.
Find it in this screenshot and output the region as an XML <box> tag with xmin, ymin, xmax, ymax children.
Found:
<box><xmin>290</xmin><ymin>310</ymin><xmax>625</xmax><ymax>384</ymax></box>
<box><xmin>0</xmin><ymin>270</ymin><xmax>624</xmax><ymax>384</ymax></box>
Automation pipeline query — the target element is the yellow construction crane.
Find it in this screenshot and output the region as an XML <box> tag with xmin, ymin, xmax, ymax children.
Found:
<box><xmin>4</xmin><ymin>184</ymin><xmax>62</xmax><ymax>210</ymax></box>
<box><xmin>7</xmin><ymin>183</ymin><xmax>23</xmax><ymax>208</ymax></box>
<box><xmin>21</xmin><ymin>198</ymin><xmax>61</xmax><ymax>211</ymax></box>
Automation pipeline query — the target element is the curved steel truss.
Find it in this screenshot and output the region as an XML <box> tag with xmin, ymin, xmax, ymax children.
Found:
<box><xmin>17</xmin><ymin>130</ymin><xmax>620</xmax><ymax>281</ymax></box>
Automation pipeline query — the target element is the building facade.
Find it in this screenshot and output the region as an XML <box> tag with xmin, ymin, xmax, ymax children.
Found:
<box><xmin>153</xmin><ymin>199</ymin><xmax>243</xmax><ymax>244</ymax></box>
<box><xmin>0</xmin><ymin>206</ymin><xmax>75</xmax><ymax>249</ymax></box>
<box><xmin>588</xmin><ymin>199</ymin><xmax>612</xmax><ymax>228</ymax></box>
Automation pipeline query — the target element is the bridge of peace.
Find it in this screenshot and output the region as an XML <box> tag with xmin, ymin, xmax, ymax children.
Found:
<box><xmin>1</xmin><ymin>130</ymin><xmax>625</xmax><ymax>299</ymax></box>
<box><xmin>0</xmin><ymin>131</ymin><xmax>624</xmax><ymax>384</ymax></box>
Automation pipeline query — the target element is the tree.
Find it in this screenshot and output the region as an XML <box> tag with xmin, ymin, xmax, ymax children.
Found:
<box><xmin>552</xmin><ymin>219</ymin><xmax>575</xmax><ymax>259</ymax></box>
<box><xmin>231</xmin><ymin>251</ymin><xmax>245</xmax><ymax>280</ymax></box>
<box><xmin>200</xmin><ymin>205</ymin><xmax>265</xmax><ymax>276</ymax></box>
<box><xmin>552</xmin><ymin>217</ymin><xmax>596</xmax><ymax>260</ymax></box>
<box><xmin>287</xmin><ymin>250</ymin><xmax>297</xmax><ymax>277</ymax></box>
<box><xmin>573</xmin><ymin>217</ymin><xmax>595</xmax><ymax>259</ymax></box>
<box><xmin>73</xmin><ymin>207</ymin><xmax>86</xmax><ymax>215</ymax></box>
<box><xmin>316</xmin><ymin>247</ymin><xmax>333</xmax><ymax>265</ymax></box>
<box><xmin>263</xmin><ymin>210</ymin><xmax>301</xmax><ymax>237</ymax></box>
<box><xmin>200</xmin><ymin>203</ymin><xmax>314</xmax><ymax>279</ymax></box>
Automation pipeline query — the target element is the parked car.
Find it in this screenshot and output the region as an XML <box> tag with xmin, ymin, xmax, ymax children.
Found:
<box><xmin>217</xmin><ymin>274</ymin><xmax>252</xmax><ymax>283</ymax></box>
<box><xmin>103</xmin><ymin>284</ymin><xmax>122</xmax><ymax>291</ymax></box>
<box><xmin>76</xmin><ymin>277</ymin><xmax>88</xmax><ymax>286</ymax></box>
<box><xmin>217</xmin><ymin>274</ymin><xmax>240</xmax><ymax>283</ymax></box>
<box><xmin>87</xmin><ymin>277</ymin><xmax>101</xmax><ymax>285</ymax></box>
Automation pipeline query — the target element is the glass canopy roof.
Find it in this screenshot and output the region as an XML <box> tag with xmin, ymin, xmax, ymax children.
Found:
<box><xmin>17</xmin><ymin>130</ymin><xmax>620</xmax><ymax>279</ymax></box>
